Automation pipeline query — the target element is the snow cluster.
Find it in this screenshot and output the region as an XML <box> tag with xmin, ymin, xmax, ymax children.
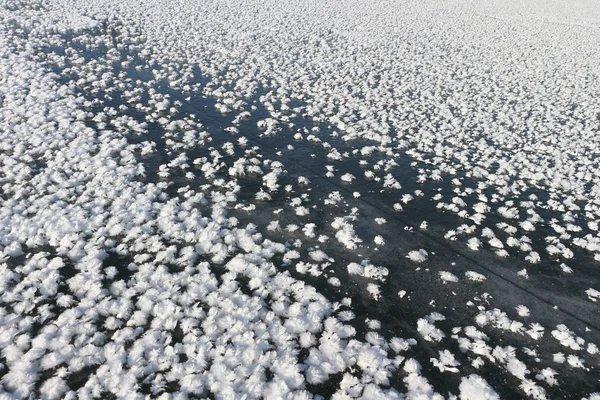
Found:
<box><xmin>459</xmin><ymin>374</ymin><xmax>500</xmax><ymax>400</ymax></box>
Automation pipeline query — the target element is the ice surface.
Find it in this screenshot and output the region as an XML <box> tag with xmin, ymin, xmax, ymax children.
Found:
<box><xmin>1</xmin><ymin>0</ymin><xmax>599</xmax><ymax>398</ymax></box>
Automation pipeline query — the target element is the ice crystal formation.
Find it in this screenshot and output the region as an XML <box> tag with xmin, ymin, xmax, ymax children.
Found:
<box><xmin>1</xmin><ymin>0</ymin><xmax>599</xmax><ymax>398</ymax></box>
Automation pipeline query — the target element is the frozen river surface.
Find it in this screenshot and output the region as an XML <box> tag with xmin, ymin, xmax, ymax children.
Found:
<box><xmin>1</xmin><ymin>0</ymin><xmax>600</xmax><ymax>398</ymax></box>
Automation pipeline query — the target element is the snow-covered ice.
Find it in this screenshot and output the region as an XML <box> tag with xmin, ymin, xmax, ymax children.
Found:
<box><xmin>1</xmin><ymin>0</ymin><xmax>599</xmax><ymax>398</ymax></box>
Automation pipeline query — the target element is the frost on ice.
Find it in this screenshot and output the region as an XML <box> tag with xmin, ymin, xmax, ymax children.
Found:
<box><xmin>1</xmin><ymin>0</ymin><xmax>599</xmax><ymax>398</ymax></box>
